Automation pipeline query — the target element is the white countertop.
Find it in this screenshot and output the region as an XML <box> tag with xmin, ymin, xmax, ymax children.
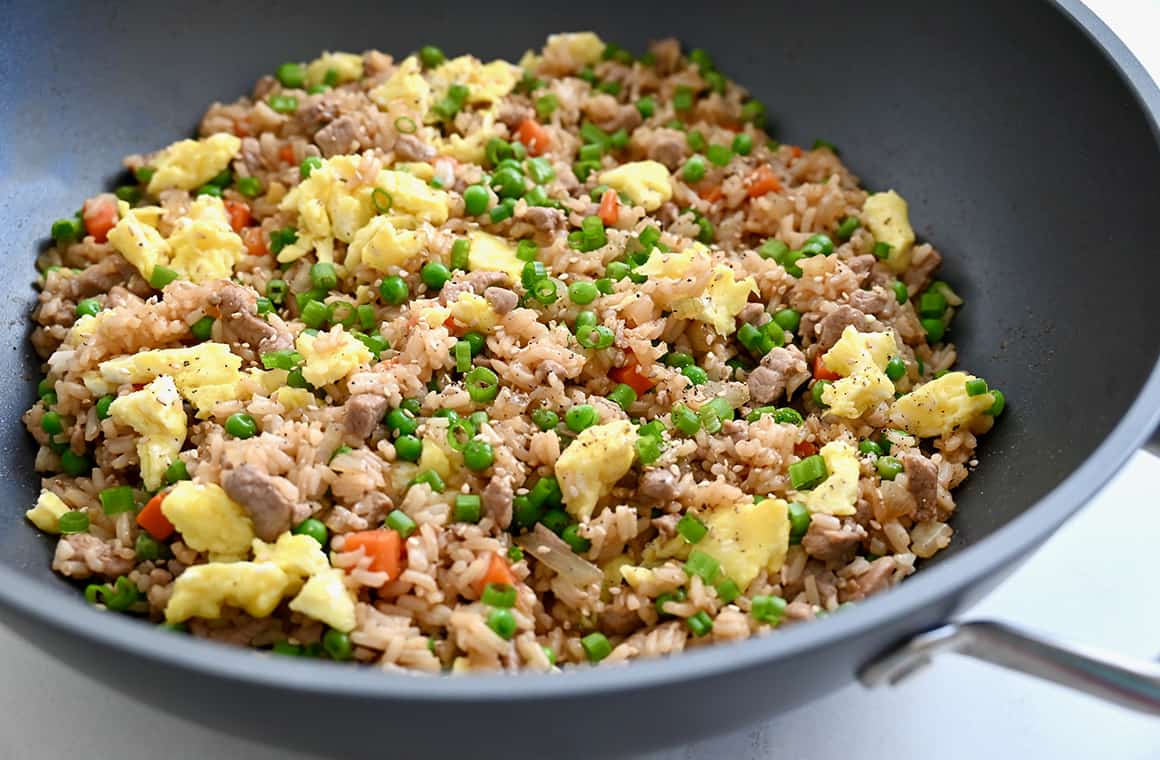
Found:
<box><xmin>3</xmin><ymin>2</ymin><xmax>1158</xmax><ymax>758</ymax></box>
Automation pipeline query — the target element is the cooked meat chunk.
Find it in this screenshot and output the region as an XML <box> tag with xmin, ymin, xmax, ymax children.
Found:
<box><xmin>212</xmin><ymin>282</ymin><xmax>293</xmax><ymax>358</ymax></box>
<box><xmin>222</xmin><ymin>464</ymin><xmax>296</xmax><ymax>542</ymax></box>
<box><xmin>816</xmin><ymin>305</ymin><xmax>873</xmax><ymax>352</ymax></box>
<box><xmin>482</xmin><ymin>475</ymin><xmax>514</xmax><ymax>529</ymax></box>
<box><xmin>521</xmin><ymin>205</ymin><xmax>567</xmax><ymax>233</ymax></box>
<box><xmin>296</xmin><ymin>93</ymin><xmax>340</xmax><ymax>133</ymax></box>
<box><xmin>748</xmin><ymin>346</ymin><xmax>809</xmax><ymax>404</ymax></box>
<box><xmin>643</xmin><ymin>128</ymin><xmax>687</xmax><ymax>169</ymax></box>
<box><xmin>901</xmin><ymin>450</ymin><xmax>940</xmax><ymax>521</ymax></box>
<box><xmin>314</xmin><ymin>115</ymin><xmax>369</xmax><ymax>157</ymax></box>
<box><xmin>839</xmin><ymin>556</ymin><xmax>897</xmax><ymax>602</ymax></box>
<box><xmin>848</xmin><ymin>288</ymin><xmax>891</xmax><ymax>316</ymax></box>
<box><xmin>649</xmin><ymin>37</ymin><xmax>681</xmax><ymax>74</ymax></box>
<box><xmin>484</xmin><ymin>286</ymin><xmax>518</xmax><ymax>315</ymax></box>
<box><xmin>496</xmin><ymin>98</ymin><xmax>534</xmax><ymax>129</ymax></box>
<box><xmin>61</xmin><ymin>254</ymin><xmax>142</xmax><ymax>303</ymax></box>
<box><xmin>344</xmin><ymin>394</ymin><xmax>389</xmax><ymax>440</ymax></box>
<box><xmin>638</xmin><ymin>468</ymin><xmax>679</xmax><ymax>502</ymax></box>
<box><xmin>393</xmin><ymin>133</ymin><xmax>435</xmax><ymax>162</ymax></box>
<box><xmin>801</xmin><ymin>515</ymin><xmax>864</xmax><ymax>563</ymax></box>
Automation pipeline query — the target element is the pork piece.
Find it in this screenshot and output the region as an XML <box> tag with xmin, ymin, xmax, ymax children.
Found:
<box><xmin>212</xmin><ymin>282</ymin><xmax>293</xmax><ymax>356</ymax></box>
<box><xmin>344</xmin><ymin>394</ymin><xmax>389</xmax><ymax>440</ymax></box>
<box><xmin>222</xmin><ymin>464</ymin><xmax>296</xmax><ymax>542</ymax></box>
<box><xmin>747</xmin><ymin>346</ymin><xmax>809</xmax><ymax>404</ymax></box>
<box><xmin>801</xmin><ymin>515</ymin><xmax>864</xmax><ymax>563</ymax></box>
<box><xmin>816</xmin><ymin>305</ymin><xmax>872</xmax><ymax>352</ymax></box>
<box><xmin>483</xmin><ymin>475</ymin><xmax>514</xmax><ymax>529</ymax></box>
<box><xmin>901</xmin><ymin>450</ymin><xmax>940</xmax><ymax>521</ymax></box>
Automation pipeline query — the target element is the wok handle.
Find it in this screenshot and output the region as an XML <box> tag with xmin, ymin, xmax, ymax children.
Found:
<box><xmin>859</xmin><ymin>620</ymin><xmax>1160</xmax><ymax>717</ymax></box>
<box><xmin>1147</xmin><ymin>427</ymin><xmax>1160</xmax><ymax>457</ymax></box>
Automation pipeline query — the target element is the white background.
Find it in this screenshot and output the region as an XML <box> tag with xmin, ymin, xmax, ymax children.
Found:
<box><xmin>2</xmin><ymin>2</ymin><xmax>1158</xmax><ymax>758</ymax></box>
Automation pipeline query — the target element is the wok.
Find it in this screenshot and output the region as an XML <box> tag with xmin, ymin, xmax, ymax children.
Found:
<box><xmin>1</xmin><ymin>0</ymin><xmax>1158</xmax><ymax>757</ymax></box>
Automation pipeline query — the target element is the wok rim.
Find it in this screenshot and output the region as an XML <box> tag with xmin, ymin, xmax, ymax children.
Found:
<box><xmin>0</xmin><ymin>0</ymin><xmax>1157</xmax><ymax>704</ymax></box>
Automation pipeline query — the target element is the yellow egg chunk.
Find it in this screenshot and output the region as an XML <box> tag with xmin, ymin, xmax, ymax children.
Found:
<box><xmin>345</xmin><ymin>214</ymin><xmax>425</xmax><ymax>272</ymax></box>
<box><xmin>635</xmin><ymin>244</ymin><xmax>710</xmax><ymax>280</ymax></box>
<box><xmin>146</xmin><ymin>133</ymin><xmax>241</xmax><ymax>194</ymax></box>
<box><xmin>94</xmin><ymin>343</ymin><xmax>244</xmax><ymax>416</ymax></box>
<box><xmin>555</xmin><ymin>420</ymin><xmax>638</xmax><ymax>521</ymax></box>
<box><xmin>374</xmin><ymin>169</ymin><xmax>449</xmax><ymax>225</ymax></box>
<box><xmin>820</xmin><ymin>326</ymin><xmax>898</xmax><ymax>419</ymax></box>
<box><xmin>673</xmin><ymin>266</ymin><xmax>758</xmax><ymax>335</ymax></box>
<box><xmin>863</xmin><ymin>190</ymin><xmax>916</xmax><ymax>273</ymax></box>
<box><xmin>160</xmin><ymin>481</ymin><xmax>255</xmax><ymax>561</ymax></box>
<box><xmin>418</xmin><ymin>304</ymin><xmax>452</xmax><ymax>328</ymax></box>
<box><xmin>305</xmin><ymin>51</ymin><xmax>364</xmax><ymax>88</ymax></box>
<box><xmin>541</xmin><ymin>32</ymin><xmax>606</xmax><ymax>69</ymax></box>
<box><xmin>598</xmin><ymin>161</ymin><xmax>673</xmax><ymax>211</ymax></box>
<box><xmin>449</xmin><ymin>292</ymin><xmax>499</xmax><ymax>332</ymax></box>
<box><xmin>890</xmin><ymin>371</ymin><xmax>996</xmax><ymax>438</ymax></box>
<box><xmin>25</xmin><ymin>490</ymin><xmax>71</xmax><ymax>534</ymax></box>
<box><xmin>252</xmin><ymin>533</ymin><xmax>330</xmax><ymax>580</ymax></box>
<box><xmin>288</xmin><ymin>568</ymin><xmax>357</xmax><ymax>632</ymax></box>
<box><xmin>165</xmin><ymin>562</ymin><xmax>290</xmax><ymax>623</ymax></box>
<box><xmin>166</xmin><ymin>196</ymin><xmax>246</xmax><ymax>283</ymax></box>
<box><xmin>369</xmin><ymin>55</ymin><xmax>431</xmax><ymax>115</ymax></box>
<box><xmin>418</xmin><ymin>434</ymin><xmax>454</xmax><ymax>482</ymax></box>
<box><xmin>428</xmin><ymin>56</ymin><xmax>520</xmax><ymax>105</ymax></box>
<box><xmin>107</xmin><ymin>206</ymin><xmax>169</xmax><ymax>280</ymax></box>
<box><xmin>274</xmin><ymin>387</ymin><xmax>315</xmax><ymax>411</ymax></box>
<box><xmin>697</xmin><ymin>497</ymin><xmax>790</xmax><ymax>589</ymax></box>
<box><xmin>108</xmin><ymin>375</ymin><xmax>187</xmax><ymax>491</ymax></box>
<box><xmin>793</xmin><ymin>441</ymin><xmax>860</xmax><ymax>516</ymax></box>
<box><xmin>466</xmin><ymin>231</ymin><xmax>526</xmax><ymax>282</ymax></box>
<box><xmin>296</xmin><ymin>327</ymin><xmax>373</xmax><ymax>387</ymax></box>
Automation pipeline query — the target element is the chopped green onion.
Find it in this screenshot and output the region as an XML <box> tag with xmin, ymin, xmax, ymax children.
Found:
<box><xmin>58</xmin><ymin>511</ymin><xmax>90</xmax><ymax>534</ymax></box>
<box><xmin>419</xmin><ymin>45</ymin><xmax>445</xmax><ymax>69</ymax></box>
<box><xmin>677</xmin><ymin>514</ymin><xmax>707</xmax><ymax>543</ymax></box>
<box><xmin>268</xmin><ymin>94</ymin><xmax>298</xmax><ymax>114</ymax></box>
<box><xmin>686</xmin><ymin>610</ymin><xmax>714</xmax><ymax>636</ymax></box>
<box><xmin>482</xmin><ymin>582</ymin><xmax>517</xmax><ymax>608</ymax></box>
<box><xmin>454</xmin><ymin>494</ymin><xmax>482</xmax><ymax>523</ymax></box>
<box><xmin>751</xmin><ymin>594</ymin><xmax>787</xmax><ymax>625</ymax></box>
<box><xmin>671</xmin><ymin>403</ymin><xmax>701</xmax><ymax>436</ymax></box>
<box><xmin>965</xmin><ymin>378</ymin><xmax>989</xmax><ymax>396</ymax></box>
<box><xmin>789</xmin><ymin>454</ymin><xmax>828</xmax><ymax>490</ymax></box>
<box><xmin>919</xmin><ymin>291</ymin><xmax>948</xmax><ymax>318</ymax></box>
<box><xmin>466</xmin><ymin>366</ymin><xmax>500</xmax><ymax>403</ymax></box>
<box><xmin>562</xmin><ymin>523</ymin><xmax>592</xmax><ymax>553</ymax></box>
<box><xmin>635</xmin><ymin>434</ymin><xmax>664</xmax><ymax>465</ymax></box>
<box><xmin>685</xmin><ymin>549</ymin><xmax>720</xmax><ymax>583</ymax></box>
<box><xmin>872</xmin><ymin>241</ymin><xmax>893</xmax><ymax>259</ymax></box>
<box><xmin>260</xmin><ymin>349</ymin><xmax>304</xmax><ymax>371</ymax></box>
<box><xmin>99</xmin><ymin>486</ymin><xmax>136</xmax><ymax>515</ymax></box>
<box><xmin>715</xmin><ymin>578</ymin><xmax>741</xmax><ymax>604</ymax></box>
<box><xmin>986</xmin><ymin>389</ymin><xmax>1006</xmax><ymax>416</ymax></box>
<box><xmin>787</xmin><ymin>502</ymin><xmax>810</xmax><ymax>543</ymax></box>
<box><xmin>454</xmin><ymin>340</ymin><xmax>472</xmax><ymax>373</ymax></box>
<box><xmin>891</xmin><ymin>281</ymin><xmax>909</xmax><ymax>304</ymax></box>
<box><xmin>835</xmin><ymin>216</ymin><xmax>860</xmax><ymax>240</ymax></box>
<box><xmin>921</xmin><ymin>318</ymin><xmax>946</xmax><ymax>343</ymax></box>
<box><xmin>385</xmin><ymin>509</ymin><xmax>417</xmax><ymax>538</ymax></box>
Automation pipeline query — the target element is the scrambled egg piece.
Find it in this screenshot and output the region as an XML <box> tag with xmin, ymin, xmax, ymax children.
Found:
<box><xmin>252</xmin><ymin>533</ymin><xmax>330</xmax><ymax>581</ymax></box>
<box><xmin>635</xmin><ymin>244</ymin><xmax>711</xmax><ymax>280</ymax></box>
<box><xmin>428</xmin><ymin>56</ymin><xmax>520</xmax><ymax>105</ymax></box>
<box><xmin>108</xmin><ymin>376</ymin><xmax>187</xmax><ymax>491</ymax></box>
<box><xmin>274</xmin><ymin>387</ymin><xmax>315</xmax><ymax>411</ymax></box>
<box><xmin>598</xmin><ymin>161</ymin><xmax>673</xmax><ymax>211</ymax></box>
<box><xmin>160</xmin><ymin>481</ymin><xmax>254</xmax><ymax>561</ymax></box>
<box><xmin>63</xmin><ymin>311</ymin><xmax>113</xmax><ymax>348</ymax></box>
<box><xmin>555</xmin><ymin>420</ymin><xmax>638</xmax><ymax>521</ymax></box>
<box><xmin>863</xmin><ymin>191</ymin><xmax>916</xmax><ymax>274</ymax></box>
<box><xmin>166</xmin><ymin>196</ymin><xmax>246</xmax><ymax>283</ymax></box>
<box><xmin>418</xmin><ymin>304</ymin><xmax>452</xmax><ymax>328</ymax></box>
<box><xmin>619</xmin><ymin>564</ymin><xmax>655</xmax><ymax>591</ymax></box>
<box><xmin>166</xmin><ymin>561</ymin><xmax>289</xmax><ymax>623</ymax></box>
<box><xmin>296</xmin><ymin>327</ymin><xmax>373</xmax><ymax>387</ymax></box>
<box><xmin>26</xmin><ymin>490</ymin><xmax>70</xmax><ymax>534</ymax></box>
<box><xmin>466</xmin><ymin>231</ymin><xmax>526</xmax><ymax>282</ymax></box>
<box><xmin>890</xmin><ymin>371</ymin><xmax>996</xmax><ymax>437</ymax></box>
<box><xmin>542</xmin><ymin>32</ymin><xmax>605</xmax><ymax>69</ymax></box>
<box><xmin>697</xmin><ymin>497</ymin><xmax>790</xmax><ymax>589</ymax></box>
<box><xmin>792</xmin><ymin>441</ymin><xmax>860</xmax><ymax>516</ymax></box>
<box><xmin>280</xmin><ymin>156</ymin><xmax>449</xmax><ymax>263</ymax></box>
<box><xmin>305</xmin><ymin>51</ymin><xmax>364</xmax><ymax>88</ymax></box>
<box><xmin>435</xmin><ymin>111</ymin><xmax>500</xmax><ymax>163</ymax></box>
<box><xmin>146</xmin><ymin>133</ymin><xmax>241</xmax><ymax>194</ymax></box>
<box><xmin>369</xmin><ymin>55</ymin><xmax>431</xmax><ymax>115</ymax></box>
<box><xmin>345</xmin><ymin>215</ymin><xmax>425</xmax><ymax>272</ymax></box>
<box><xmin>449</xmin><ymin>292</ymin><xmax>498</xmax><ymax>332</ymax></box>
<box><xmin>107</xmin><ymin>206</ymin><xmax>168</xmax><ymax>280</ymax></box>
<box><xmin>288</xmin><ymin>568</ymin><xmax>357</xmax><ymax>632</ymax></box>
<box><xmin>820</xmin><ymin>326</ymin><xmax>898</xmax><ymax>419</ymax></box>
<box><xmin>92</xmin><ymin>343</ymin><xmax>244</xmax><ymax>417</ymax></box>
<box><xmin>418</xmin><ymin>434</ymin><xmax>454</xmax><ymax>481</ymax></box>
<box><xmin>673</xmin><ymin>266</ymin><xmax>758</xmax><ymax>335</ymax></box>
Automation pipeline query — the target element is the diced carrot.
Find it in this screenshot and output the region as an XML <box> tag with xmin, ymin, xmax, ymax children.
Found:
<box><xmin>609</xmin><ymin>360</ymin><xmax>655</xmax><ymax>395</ymax></box>
<box><xmin>232</xmin><ymin>118</ymin><xmax>251</xmax><ymax>138</ymax></box>
<box><xmin>794</xmin><ymin>440</ymin><xmax>818</xmax><ymax>458</ymax></box>
<box><xmin>473</xmin><ymin>551</ymin><xmax>515</xmax><ymax>596</ymax></box>
<box><xmin>278</xmin><ymin>144</ymin><xmax>296</xmax><ymax>164</ymax></box>
<box><xmin>443</xmin><ymin>315</ymin><xmax>459</xmax><ymax>334</ymax></box>
<box><xmin>343</xmin><ymin>529</ymin><xmax>404</xmax><ymax>579</ymax></box>
<box><xmin>136</xmin><ymin>493</ymin><xmax>174</xmax><ymax>541</ymax></box>
<box><xmin>598</xmin><ymin>189</ymin><xmax>619</xmax><ymax>226</ymax></box>
<box><xmin>241</xmin><ymin>226</ymin><xmax>267</xmax><ymax>256</ymax></box>
<box><xmin>813</xmin><ymin>354</ymin><xmax>840</xmax><ymax>381</ymax></box>
<box><xmin>698</xmin><ymin>183</ymin><xmax>724</xmax><ymax>203</ymax></box>
<box><xmin>746</xmin><ymin>165</ymin><xmax>782</xmax><ymax>198</ymax></box>
<box><xmin>82</xmin><ymin>196</ymin><xmax>119</xmax><ymax>244</ymax></box>
<box><xmin>223</xmin><ymin>200</ymin><xmax>252</xmax><ymax>233</ymax></box>
<box><xmin>790</xmin><ymin>145</ymin><xmax>803</xmax><ymax>159</ymax></box>
<box><xmin>515</xmin><ymin>118</ymin><xmax>551</xmax><ymax>156</ymax></box>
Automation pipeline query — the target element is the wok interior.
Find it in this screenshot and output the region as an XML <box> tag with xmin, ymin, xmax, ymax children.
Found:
<box><xmin>2</xmin><ymin>0</ymin><xmax>1158</xmax><ymax>593</ymax></box>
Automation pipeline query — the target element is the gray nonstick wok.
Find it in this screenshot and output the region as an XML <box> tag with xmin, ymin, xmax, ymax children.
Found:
<box><xmin>1</xmin><ymin>1</ymin><xmax>1159</xmax><ymax>757</ymax></box>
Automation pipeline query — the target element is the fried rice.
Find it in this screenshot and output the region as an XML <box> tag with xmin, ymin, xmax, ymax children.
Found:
<box><xmin>22</xmin><ymin>33</ymin><xmax>1004</xmax><ymax>672</ymax></box>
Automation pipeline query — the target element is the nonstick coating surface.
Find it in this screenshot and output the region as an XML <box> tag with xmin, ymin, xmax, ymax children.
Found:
<box><xmin>1</xmin><ymin>1</ymin><xmax>1159</xmax><ymax>757</ymax></box>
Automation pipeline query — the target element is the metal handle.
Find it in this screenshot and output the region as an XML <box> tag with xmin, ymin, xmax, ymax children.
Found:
<box><xmin>859</xmin><ymin>620</ymin><xmax>1160</xmax><ymax>717</ymax></box>
<box><xmin>1147</xmin><ymin>427</ymin><xmax>1160</xmax><ymax>457</ymax></box>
